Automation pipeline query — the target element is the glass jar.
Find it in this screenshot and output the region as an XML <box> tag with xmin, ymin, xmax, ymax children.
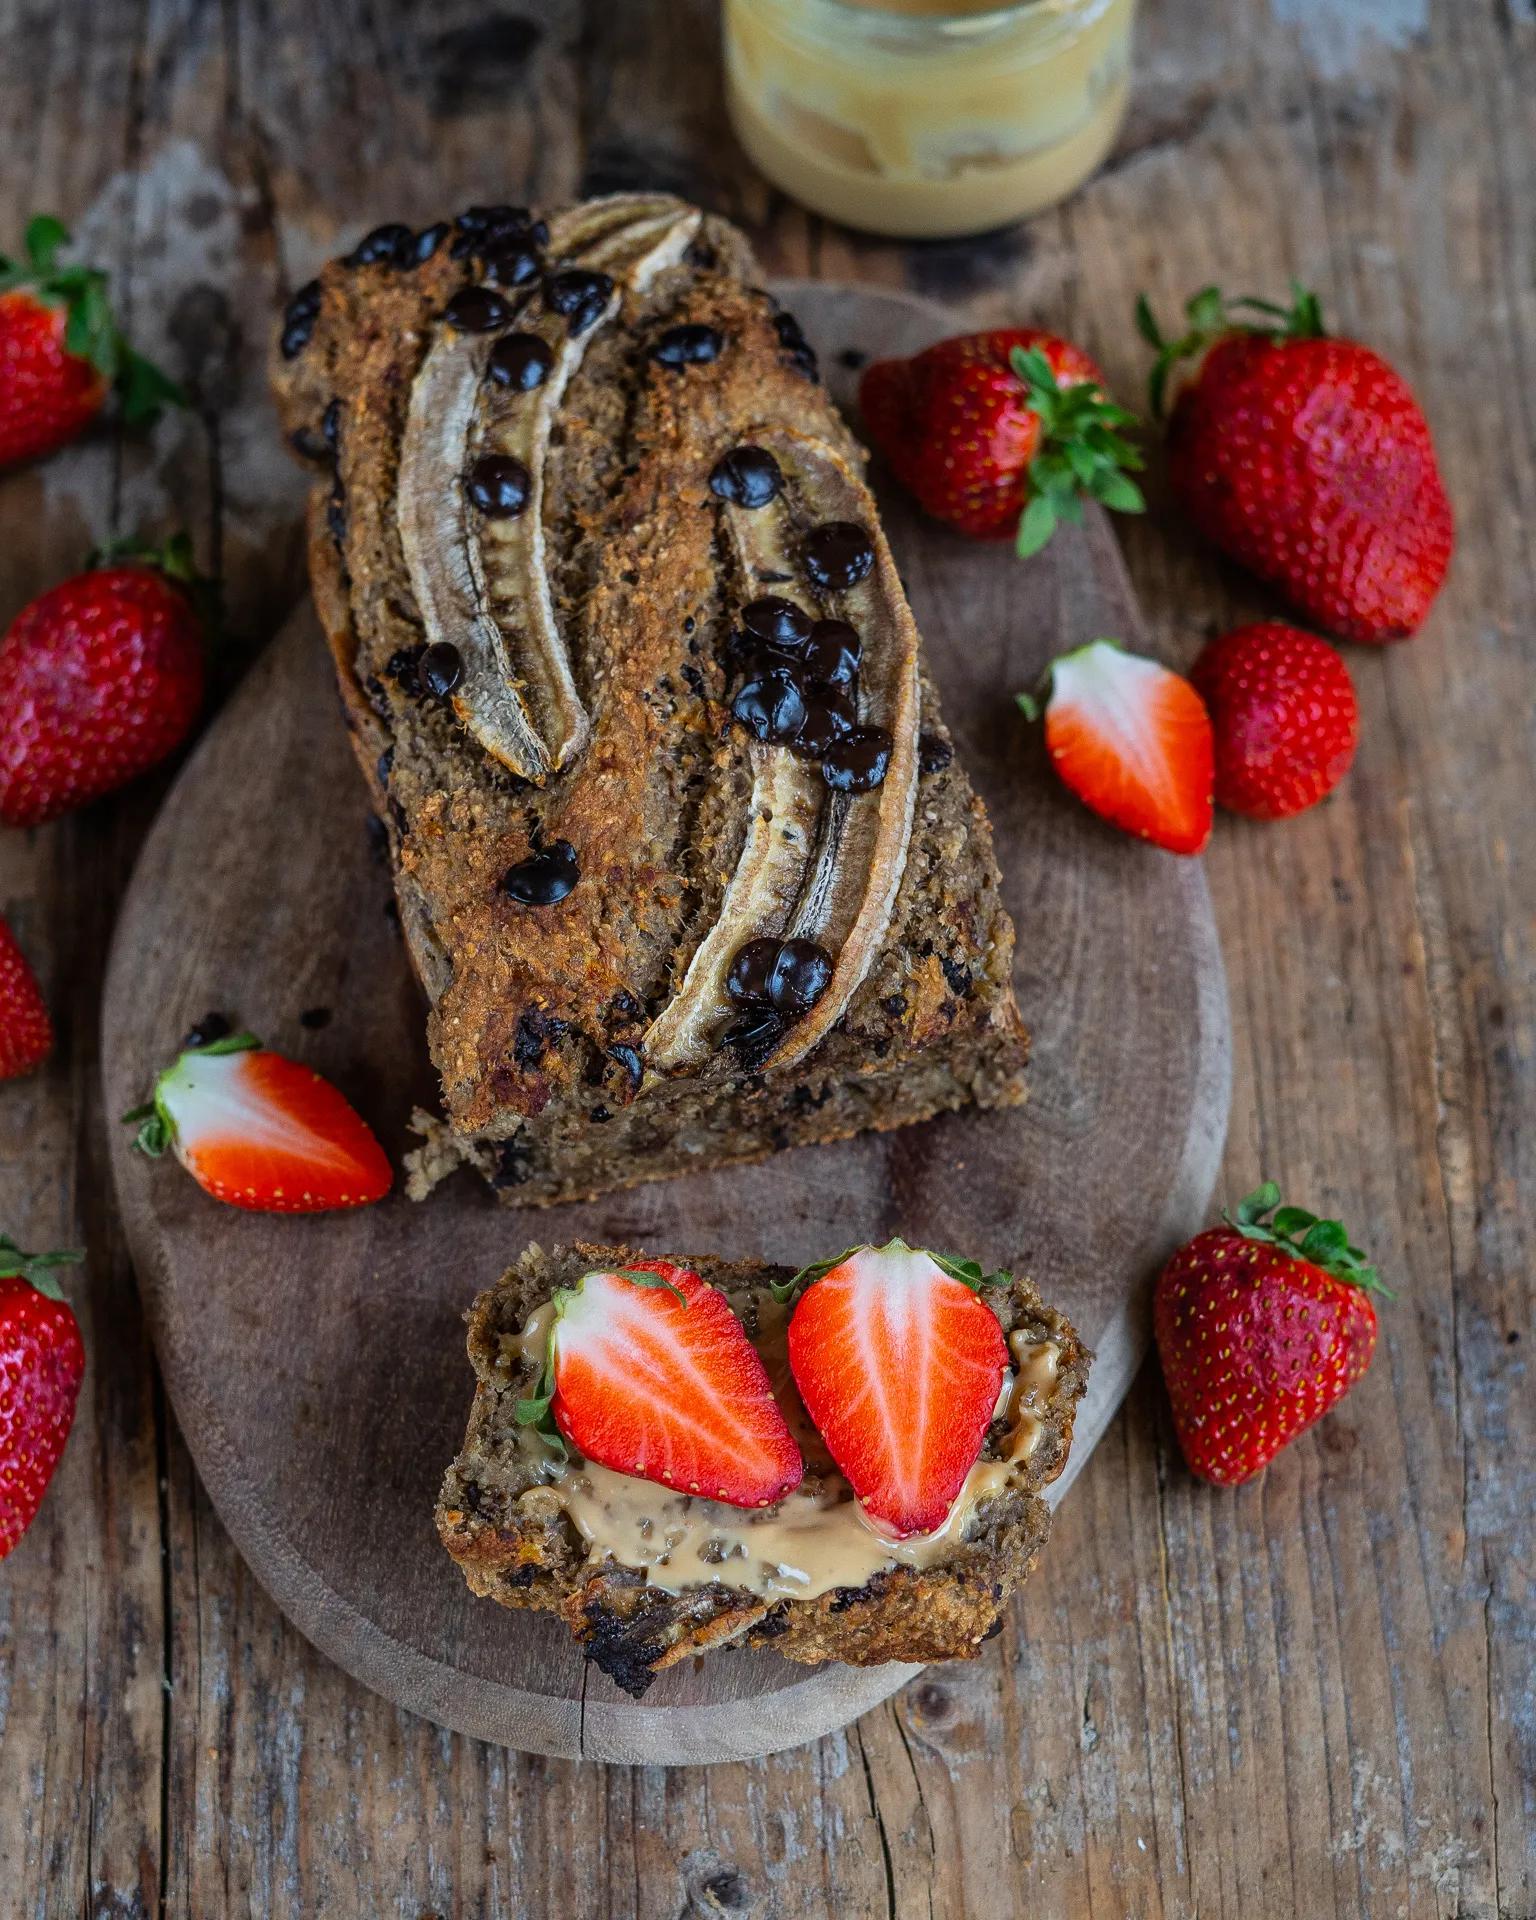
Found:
<box><xmin>723</xmin><ymin>0</ymin><xmax>1136</xmax><ymax>240</ymax></box>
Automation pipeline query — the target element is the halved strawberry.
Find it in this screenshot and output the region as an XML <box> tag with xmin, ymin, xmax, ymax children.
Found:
<box><xmin>786</xmin><ymin>1240</ymin><xmax>1009</xmax><ymax>1538</ymax></box>
<box><xmin>125</xmin><ymin>1028</ymin><xmax>392</xmax><ymax>1212</ymax></box>
<box><xmin>1018</xmin><ymin>639</ymin><xmax>1214</xmax><ymax>855</ymax></box>
<box><xmin>518</xmin><ymin>1260</ymin><xmax>804</xmax><ymax>1509</ymax></box>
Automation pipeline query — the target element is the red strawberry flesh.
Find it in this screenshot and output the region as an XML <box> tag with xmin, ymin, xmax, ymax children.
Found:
<box><xmin>150</xmin><ymin>1042</ymin><xmax>392</xmax><ymax>1212</ymax></box>
<box><xmin>552</xmin><ymin>1262</ymin><xmax>803</xmax><ymax>1509</ymax></box>
<box><xmin>787</xmin><ymin>1241</ymin><xmax>1007</xmax><ymax>1537</ymax></box>
<box><xmin>0</xmin><ymin>918</ymin><xmax>52</xmax><ymax>1080</ymax></box>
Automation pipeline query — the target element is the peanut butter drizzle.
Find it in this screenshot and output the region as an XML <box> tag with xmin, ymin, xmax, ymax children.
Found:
<box><xmin>505</xmin><ymin>1289</ymin><xmax>1060</xmax><ymax>1601</ymax></box>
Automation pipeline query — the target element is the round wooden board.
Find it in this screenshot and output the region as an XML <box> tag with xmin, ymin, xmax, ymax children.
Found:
<box><xmin>102</xmin><ymin>283</ymin><xmax>1229</xmax><ymax>1766</ymax></box>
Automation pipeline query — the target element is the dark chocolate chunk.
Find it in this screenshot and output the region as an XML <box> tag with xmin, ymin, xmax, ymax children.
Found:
<box><xmin>940</xmin><ymin>954</ymin><xmax>974</xmax><ymax>997</ymax></box>
<box><xmin>792</xmin><ymin>688</ymin><xmax>857</xmax><ymax>757</ymax></box>
<box><xmin>344</xmin><ymin>222</ymin><xmax>414</xmax><ymax>268</ymax></box>
<box><xmin>183</xmin><ymin>1011</ymin><xmax>232</xmax><ymax>1050</ymax></box>
<box><xmin>513</xmin><ymin>1007</ymin><xmax>568</xmax><ymax>1069</ymax></box>
<box><xmin>721</xmin><ymin>1007</ymin><xmax>788</xmax><ymax>1071</ymax></box>
<box><xmin>709</xmin><ymin>445</ymin><xmax>783</xmax><ymax>509</ymax></box>
<box><xmin>802</xmin><ymin>618</ymin><xmax>860</xmax><ymax>689</ymax></box>
<box><xmin>502</xmin><ymin>839</ymin><xmax>580</xmax><ymax>906</ymax></box>
<box><xmin>803</xmin><ymin>522</ymin><xmax>874</xmax><ymax>591</ymax></box>
<box><xmin>412</xmin><ymin>222</ymin><xmax>451</xmax><ymax>263</ymax></box>
<box><xmin>726</xmin><ymin>937</ymin><xmax>781</xmax><ymax>1007</ymax></box>
<box><xmin>321</xmin><ymin>397</ymin><xmax>341</xmax><ymax>451</ymax></box>
<box><xmin>732</xmin><ymin>670</ymin><xmax>807</xmax><ymax>744</ymax></box>
<box><xmin>918</xmin><ymin>730</ymin><xmax>954</xmax><ymax>774</ymax></box>
<box><xmin>773</xmin><ymin>308</ymin><xmax>819</xmax><ymax>380</ymax></box>
<box><xmin>483</xmin><ymin>241</ymin><xmax>543</xmax><ymax>289</ymax></box>
<box><xmin>768</xmin><ymin>938</ymin><xmax>833</xmax><ymax>1014</ymax></box>
<box><xmin>543</xmin><ymin>267</ymin><xmax>614</xmax><ymax>334</ymax></box>
<box><xmin>650</xmin><ymin>322</ymin><xmax>723</xmax><ymax>367</ymax></box>
<box><xmin>606</xmin><ymin>1042</ymin><xmax>644</xmax><ymax>1090</ymax></box>
<box><xmin>466</xmin><ymin>452</ymin><xmax>532</xmax><ymax>517</ymax></box>
<box><xmin>741</xmin><ymin>596</ymin><xmax>811</xmax><ymax>652</ymax></box>
<box><xmin>420</xmin><ymin>640</ymin><xmax>464</xmax><ymax>698</ymax></box>
<box><xmin>487</xmin><ymin>332</ymin><xmax>555</xmax><ymax>391</ymax></box>
<box><xmin>299</xmin><ymin>1006</ymin><xmax>332</xmax><ymax>1030</ymax></box>
<box><xmin>822</xmin><ymin>725</ymin><xmax>892</xmax><ymax>793</ymax></box>
<box><xmin>443</xmin><ymin>285</ymin><xmax>513</xmax><ymax>332</ymax></box>
<box><xmin>386</xmin><ymin>644</ymin><xmax>426</xmax><ymax>696</ymax></box>
<box><xmin>280</xmin><ymin>279</ymin><xmax>322</xmax><ymax>358</ymax></box>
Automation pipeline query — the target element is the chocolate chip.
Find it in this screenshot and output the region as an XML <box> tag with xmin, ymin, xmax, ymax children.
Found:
<box><xmin>803</xmin><ymin>522</ymin><xmax>874</xmax><ymax>590</ymax></box>
<box><xmin>543</xmin><ymin>267</ymin><xmax>614</xmax><ymax>334</ymax></box>
<box><xmin>732</xmin><ymin>670</ymin><xmax>807</xmax><ymax>744</ymax></box>
<box><xmin>940</xmin><ymin>954</ymin><xmax>974</xmax><ymax>997</ymax></box>
<box><xmin>918</xmin><ymin>730</ymin><xmax>954</xmax><ymax>774</ymax></box>
<box><xmin>321</xmin><ymin>397</ymin><xmax>341</xmax><ymax>451</ymax></box>
<box><xmin>651</xmin><ymin>322</ymin><xmax>723</xmax><ymax>367</ymax></box>
<box><xmin>513</xmin><ymin>1007</ymin><xmax>568</xmax><ymax>1068</ymax></box>
<box><xmin>710</xmin><ymin>445</ymin><xmax>783</xmax><ymax>509</ymax></box>
<box><xmin>769</xmin><ymin>938</ymin><xmax>833</xmax><ymax>1013</ymax></box>
<box><xmin>280</xmin><ymin>279</ymin><xmax>322</xmax><ymax>358</ymax></box>
<box><xmin>726</xmin><ymin>936</ymin><xmax>781</xmax><ymax>1007</ymax></box>
<box><xmin>483</xmin><ymin>242</ymin><xmax>543</xmax><ymax>289</ymax></box>
<box><xmin>344</xmin><ymin>222</ymin><xmax>414</xmax><ymax>268</ymax></box>
<box><xmin>606</xmin><ymin>1042</ymin><xmax>643</xmax><ymax>1090</ymax></box>
<box><xmin>792</xmin><ymin>688</ymin><xmax>857</xmax><ymax>757</ymax></box>
<box><xmin>466</xmin><ymin>453</ymin><xmax>532</xmax><ymax>517</ymax></box>
<box><xmin>822</xmin><ymin>725</ymin><xmax>892</xmax><ymax>792</ymax></box>
<box><xmin>299</xmin><ymin>1006</ymin><xmax>332</xmax><ymax>1030</ymax></box>
<box><xmin>802</xmin><ymin>618</ymin><xmax>860</xmax><ymax>690</ymax></box>
<box><xmin>386</xmin><ymin>644</ymin><xmax>426</xmax><ymax>696</ymax></box>
<box><xmin>412</xmin><ymin>221</ymin><xmax>451</xmax><ymax>263</ymax></box>
<box><xmin>456</xmin><ymin>203</ymin><xmax>533</xmax><ymax>236</ymax></box>
<box><xmin>487</xmin><ymin>332</ymin><xmax>555</xmax><ymax>391</ymax></box>
<box><xmin>773</xmin><ymin>308</ymin><xmax>819</xmax><ymax>380</ymax></box>
<box><xmin>376</xmin><ymin>746</ymin><xmax>394</xmax><ymax>784</ymax></box>
<box><xmin>741</xmin><ymin>596</ymin><xmax>812</xmax><ymax>653</ymax></box>
<box><xmin>183</xmin><ymin>1011</ymin><xmax>232</xmax><ymax>1050</ymax></box>
<box><xmin>443</xmin><ymin>285</ymin><xmax>513</xmax><ymax>332</ymax></box>
<box><xmin>420</xmin><ymin>640</ymin><xmax>464</xmax><ymax>698</ymax></box>
<box><xmin>721</xmin><ymin>1007</ymin><xmax>787</xmax><ymax>1070</ymax></box>
<box><xmin>502</xmin><ymin>839</ymin><xmax>580</xmax><ymax>905</ymax></box>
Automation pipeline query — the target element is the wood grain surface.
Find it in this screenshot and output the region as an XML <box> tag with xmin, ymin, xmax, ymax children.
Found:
<box><xmin>97</xmin><ymin>279</ymin><xmax>1228</xmax><ymax>1764</ymax></box>
<box><xmin>0</xmin><ymin>0</ymin><xmax>1532</xmax><ymax>1912</ymax></box>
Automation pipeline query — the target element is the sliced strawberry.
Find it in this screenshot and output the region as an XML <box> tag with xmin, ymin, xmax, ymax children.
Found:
<box><xmin>1019</xmin><ymin>639</ymin><xmax>1214</xmax><ymax>855</ymax></box>
<box><xmin>786</xmin><ymin>1240</ymin><xmax>1008</xmax><ymax>1538</ymax></box>
<box><xmin>125</xmin><ymin>1030</ymin><xmax>392</xmax><ymax>1212</ymax></box>
<box><xmin>521</xmin><ymin>1260</ymin><xmax>803</xmax><ymax>1509</ymax></box>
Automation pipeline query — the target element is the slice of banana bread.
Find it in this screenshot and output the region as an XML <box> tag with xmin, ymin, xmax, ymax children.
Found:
<box><xmin>271</xmin><ymin>195</ymin><xmax>1028</xmax><ymax>1206</ymax></box>
<box><xmin>436</xmin><ymin>1243</ymin><xmax>1090</xmax><ymax>1697</ymax></box>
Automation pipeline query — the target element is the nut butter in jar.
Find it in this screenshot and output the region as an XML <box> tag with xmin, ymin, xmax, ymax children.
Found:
<box><xmin>724</xmin><ymin>0</ymin><xmax>1136</xmax><ymax>239</ymax></box>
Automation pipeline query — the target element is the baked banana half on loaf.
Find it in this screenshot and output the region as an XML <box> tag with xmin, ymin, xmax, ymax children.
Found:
<box><xmin>272</xmin><ymin>195</ymin><xmax>1029</xmax><ymax>1206</ymax></box>
<box><xmin>437</xmin><ymin>1241</ymin><xmax>1090</xmax><ymax>1697</ymax></box>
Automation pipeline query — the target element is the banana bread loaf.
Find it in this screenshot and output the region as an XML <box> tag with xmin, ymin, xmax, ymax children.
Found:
<box><xmin>272</xmin><ymin>195</ymin><xmax>1029</xmax><ymax>1205</ymax></box>
<box><xmin>436</xmin><ymin>1241</ymin><xmax>1090</xmax><ymax>1697</ymax></box>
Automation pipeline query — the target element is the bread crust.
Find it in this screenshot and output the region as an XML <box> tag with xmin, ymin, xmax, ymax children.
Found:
<box><xmin>437</xmin><ymin>1243</ymin><xmax>1090</xmax><ymax>1697</ymax></box>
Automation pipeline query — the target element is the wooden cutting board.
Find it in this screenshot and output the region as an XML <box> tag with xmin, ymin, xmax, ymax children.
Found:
<box><xmin>101</xmin><ymin>284</ymin><xmax>1229</xmax><ymax>1766</ymax></box>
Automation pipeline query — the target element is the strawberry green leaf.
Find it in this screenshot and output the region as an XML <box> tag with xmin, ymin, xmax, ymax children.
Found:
<box><xmin>1016</xmin><ymin>493</ymin><xmax>1058</xmax><ymax>559</ymax></box>
<box><xmin>772</xmin><ymin>1245</ymin><xmax>862</xmax><ymax>1305</ymax></box>
<box><xmin>1092</xmin><ymin>470</ymin><xmax>1146</xmax><ymax>514</ymax></box>
<box><xmin>512</xmin><ymin>1293</ymin><xmax>569</xmax><ymax>1457</ymax></box>
<box><xmin>930</xmin><ymin>1251</ymin><xmax>1013</xmax><ymax>1293</ymax></box>
<box><xmin>186</xmin><ymin>1030</ymin><xmax>260</xmax><ymax>1057</ymax></box>
<box><xmin>120</xmin><ymin>348</ymin><xmax>187</xmax><ymax>427</ymax></box>
<box><xmin>1223</xmin><ymin>1181</ymin><xmax>1390</xmax><ymax>1295</ymax></box>
<box><xmin>24</xmin><ymin>214</ymin><xmax>69</xmax><ymax>274</ymax></box>
<box><xmin>0</xmin><ymin>1234</ymin><xmax>84</xmax><ymax>1300</ymax></box>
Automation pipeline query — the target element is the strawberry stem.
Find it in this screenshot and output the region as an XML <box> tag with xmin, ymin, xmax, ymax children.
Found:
<box><xmin>1009</xmin><ymin>347</ymin><xmax>1146</xmax><ymax>558</ymax></box>
<box><xmin>1224</xmin><ymin>1182</ymin><xmax>1392</xmax><ymax>1296</ymax></box>
<box><xmin>123</xmin><ymin>1029</ymin><xmax>261</xmax><ymax>1157</ymax></box>
<box><xmin>0</xmin><ymin>214</ymin><xmax>186</xmax><ymax>425</ymax></box>
<box><xmin>1137</xmin><ymin>281</ymin><xmax>1329</xmax><ymax>419</ymax></box>
<box><xmin>0</xmin><ymin>1233</ymin><xmax>84</xmax><ymax>1302</ymax></box>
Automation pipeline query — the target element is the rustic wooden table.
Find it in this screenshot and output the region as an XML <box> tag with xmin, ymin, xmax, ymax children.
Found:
<box><xmin>1</xmin><ymin>2</ymin><xmax>1531</xmax><ymax>1915</ymax></box>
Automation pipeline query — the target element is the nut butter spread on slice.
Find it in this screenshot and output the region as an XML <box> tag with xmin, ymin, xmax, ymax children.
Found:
<box><xmin>643</xmin><ymin>425</ymin><xmax>920</xmax><ymax>1075</ymax></box>
<box><xmin>397</xmin><ymin>195</ymin><xmax>700</xmax><ymax>781</ymax></box>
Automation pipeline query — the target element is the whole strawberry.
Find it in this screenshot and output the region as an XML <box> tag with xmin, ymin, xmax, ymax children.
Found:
<box><xmin>0</xmin><ymin>916</ymin><xmax>52</xmax><ymax>1078</ymax></box>
<box><xmin>1139</xmin><ymin>283</ymin><xmax>1453</xmax><ymax>644</ymax></box>
<box><xmin>1191</xmin><ymin>622</ymin><xmax>1358</xmax><ymax>820</ymax></box>
<box><xmin>1154</xmin><ymin>1183</ymin><xmax>1384</xmax><ymax>1485</ymax></box>
<box><xmin>860</xmin><ymin>329</ymin><xmax>1145</xmax><ymax>555</ymax></box>
<box><xmin>0</xmin><ymin>1236</ymin><xmax>85</xmax><ymax>1559</ymax></box>
<box><xmin>0</xmin><ymin>215</ymin><xmax>182</xmax><ymax>467</ymax></box>
<box><xmin>0</xmin><ymin>537</ymin><xmax>207</xmax><ymax>826</ymax></box>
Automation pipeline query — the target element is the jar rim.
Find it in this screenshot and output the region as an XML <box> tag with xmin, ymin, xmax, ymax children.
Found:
<box><xmin>783</xmin><ymin>0</ymin><xmax>1116</xmax><ymax>29</ymax></box>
